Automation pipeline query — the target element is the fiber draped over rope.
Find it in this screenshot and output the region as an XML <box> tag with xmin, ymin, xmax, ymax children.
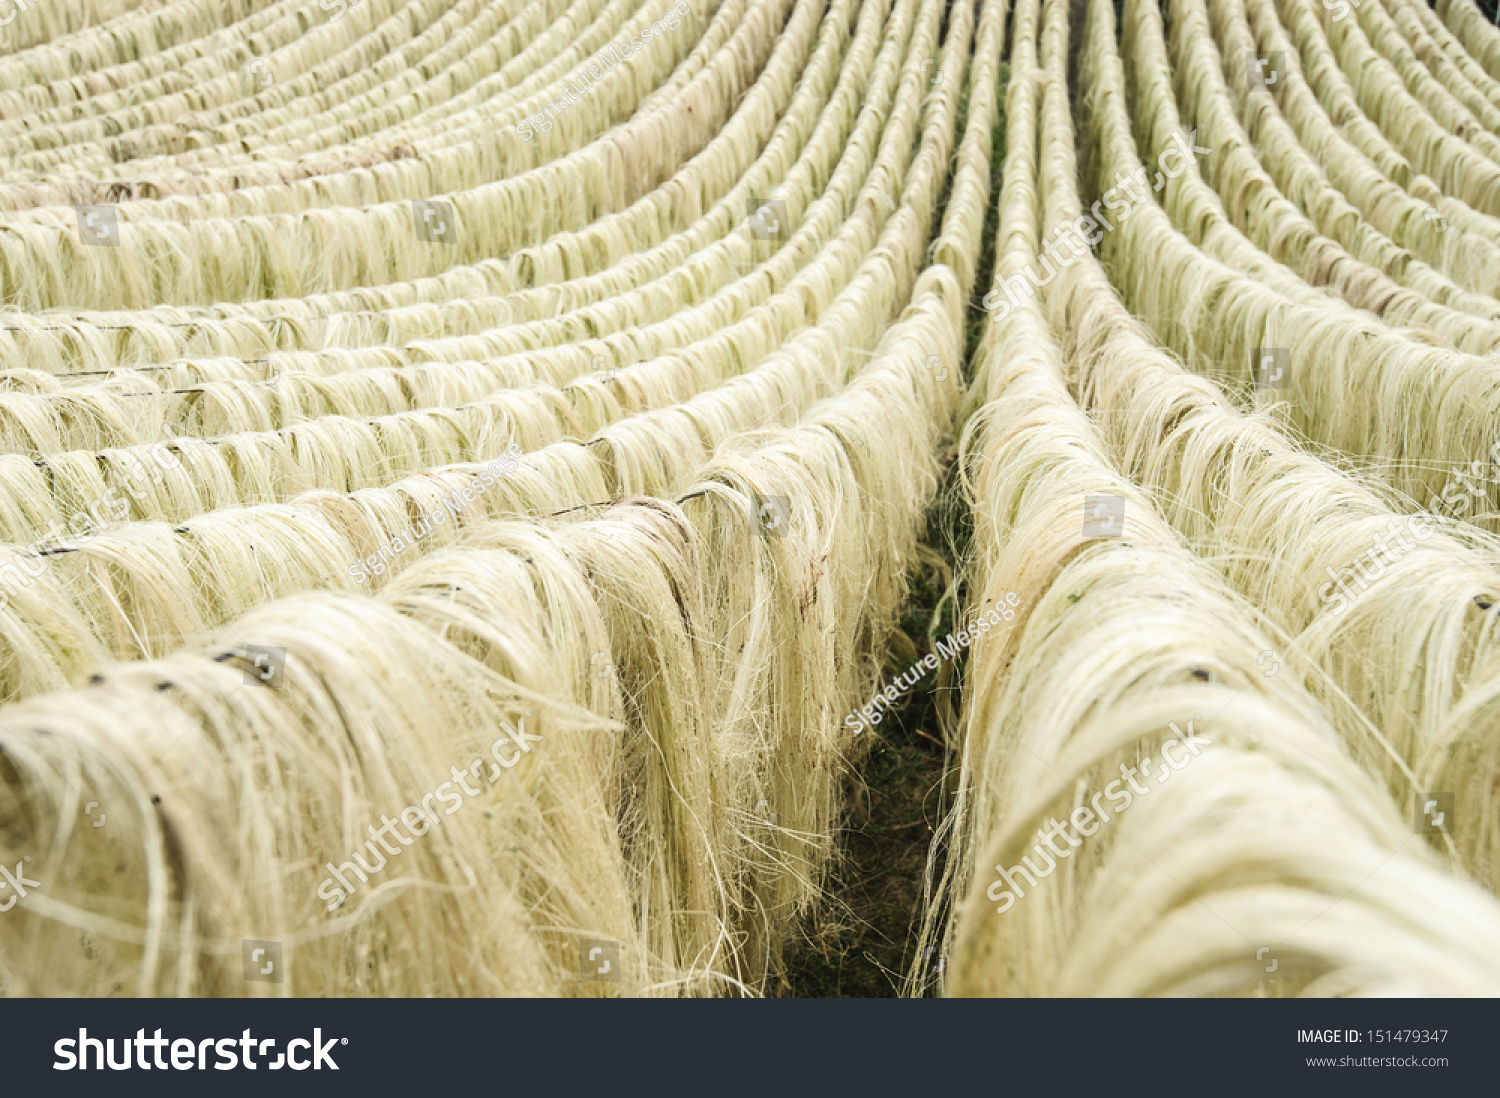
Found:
<box><xmin>0</xmin><ymin>0</ymin><xmax>971</xmax><ymax>996</ymax></box>
<box><xmin>919</xmin><ymin>0</ymin><xmax>1500</xmax><ymax>997</ymax></box>
<box><xmin>9</xmin><ymin>0</ymin><xmax>1500</xmax><ymax>1001</ymax></box>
